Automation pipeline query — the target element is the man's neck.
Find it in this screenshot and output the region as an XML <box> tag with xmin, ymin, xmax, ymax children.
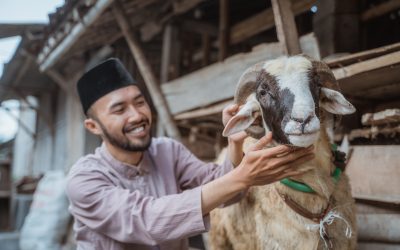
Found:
<box><xmin>105</xmin><ymin>142</ymin><xmax>144</xmax><ymax>166</ymax></box>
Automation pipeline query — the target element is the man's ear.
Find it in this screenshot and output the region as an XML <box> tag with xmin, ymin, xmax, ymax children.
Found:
<box><xmin>320</xmin><ymin>87</ymin><xmax>356</xmax><ymax>115</ymax></box>
<box><xmin>84</xmin><ymin>118</ymin><xmax>102</xmax><ymax>135</ymax></box>
<box><xmin>222</xmin><ymin>100</ymin><xmax>260</xmax><ymax>137</ymax></box>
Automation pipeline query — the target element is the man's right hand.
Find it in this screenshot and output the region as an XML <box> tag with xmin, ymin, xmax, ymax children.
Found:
<box><xmin>201</xmin><ymin>132</ymin><xmax>314</xmax><ymax>215</ymax></box>
<box><xmin>235</xmin><ymin>132</ymin><xmax>315</xmax><ymax>188</ymax></box>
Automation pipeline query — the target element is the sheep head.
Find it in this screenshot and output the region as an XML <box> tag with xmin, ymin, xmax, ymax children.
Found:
<box><xmin>223</xmin><ymin>55</ymin><xmax>356</xmax><ymax>148</ymax></box>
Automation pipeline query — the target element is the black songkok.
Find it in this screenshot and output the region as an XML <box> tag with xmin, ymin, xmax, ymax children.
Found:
<box><xmin>77</xmin><ymin>58</ymin><xmax>137</xmax><ymax>115</ymax></box>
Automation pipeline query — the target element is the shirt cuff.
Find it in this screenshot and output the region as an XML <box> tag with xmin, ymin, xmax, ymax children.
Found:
<box><xmin>183</xmin><ymin>186</ymin><xmax>209</xmax><ymax>236</ymax></box>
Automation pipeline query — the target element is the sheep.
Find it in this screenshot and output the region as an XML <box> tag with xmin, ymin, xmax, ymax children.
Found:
<box><xmin>209</xmin><ymin>55</ymin><xmax>357</xmax><ymax>250</ymax></box>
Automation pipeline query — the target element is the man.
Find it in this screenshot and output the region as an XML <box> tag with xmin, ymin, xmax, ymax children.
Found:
<box><xmin>66</xmin><ymin>58</ymin><xmax>314</xmax><ymax>250</ymax></box>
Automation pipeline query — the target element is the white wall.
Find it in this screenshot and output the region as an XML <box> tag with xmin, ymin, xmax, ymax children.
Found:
<box><xmin>11</xmin><ymin>99</ymin><xmax>37</xmax><ymax>181</ymax></box>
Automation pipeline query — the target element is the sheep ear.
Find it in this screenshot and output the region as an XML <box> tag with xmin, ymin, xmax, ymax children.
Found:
<box><xmin>320</xmin><ymin>87</ymin><xmax>356</xmax><ymax>115</ymax></box>
<box><xmin>222</xmin><ymin>101</ymin><xmax>260</xmax><ymax>137</ymax></box>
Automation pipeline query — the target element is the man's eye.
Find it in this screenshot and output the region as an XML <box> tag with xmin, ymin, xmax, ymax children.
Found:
<box><xmin>113</xmin><ymin>108</ymin><xmax>124</xmax><ymax>114</ymax></box>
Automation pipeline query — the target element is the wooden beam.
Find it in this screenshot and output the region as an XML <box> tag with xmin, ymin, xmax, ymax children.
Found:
<box><xmin>361</xmin><ymin>0</ymin><xmax>400</xmax><ymax>22</ymax></box>
<box><xmin>361</xmin><ymin>109</ymin><xmax>400</xmax><ymax>126</ymax></box>
<box><xmin>230</xmin><ymin>0</ymin><xmax>316</xmax><ymax>45</ymax></box>
<box><xmin>112</xmin><ymin>0</ymin><xmax>181</xmax><ymax>141</ymax></box>
<box><xmin>325</xmin><ymin>42</ymin><xmax>400</xmax><ymax>68</ymax></box>
<box><xmin>201</xmin><ymin>33</ymin><xmax>211</xmax><ymax>66</ymax></box>
<box><xmin>271</xmin><ymin>0</ymin><xmax>302</xmax><ymax>55</ymax></box>
<box><xmin>175</xmin><ymin>100</ymin><xmax>232</xmax><ymax>120</ymax></box>
<box><xmin>332</xmin><ymin>50</ymin><xmax>400</xmax><ymax>80</ymax></box>
<box><xmin>160</xmin><ymin>24</ymin><xmax>180</xmax><ymax>84</ymax></box>
<box><xmin>218</xmin><ymin>0</ymin><xmax>230</xmax><ymax>61</ymax></box>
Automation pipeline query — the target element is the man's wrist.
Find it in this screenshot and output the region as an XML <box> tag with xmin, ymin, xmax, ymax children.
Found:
<box><xmin>227</xmin><ymin>166</ymin><xmax>249</xmax><ymax>190</ymax></box>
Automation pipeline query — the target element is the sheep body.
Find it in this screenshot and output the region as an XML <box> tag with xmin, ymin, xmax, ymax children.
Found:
<box><xmin>209</xmin><ymin>55</ymin><xmax>357</xmax><ymax>250</ymax></box>
<box><xmin>210</xmin><ymin>127</ymin><xmax>357</xmax><ymax>250</ymax></box>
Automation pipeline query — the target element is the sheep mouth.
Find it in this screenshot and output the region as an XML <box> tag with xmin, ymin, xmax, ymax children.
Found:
<box><xmin>285</xmin><ymin>130</ymin><xmax>319</xmax><ymax>136</ymax></box>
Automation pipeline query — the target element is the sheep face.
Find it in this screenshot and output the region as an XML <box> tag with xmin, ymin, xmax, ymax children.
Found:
<box><xmin>223</xmin><ymin>55</ymin><xmax>356</xmax><ymax>147</ymax></box>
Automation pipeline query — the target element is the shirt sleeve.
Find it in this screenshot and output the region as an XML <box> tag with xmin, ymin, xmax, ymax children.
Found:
<box><xmin>172</xmin><ymin>140</ymin><xmax>235</xmax><ymax>190</ymax></box>
<box><xmin>66</xmin><ymin>169</ymin><xmax>207</xmax><ymax>245</ymax></box>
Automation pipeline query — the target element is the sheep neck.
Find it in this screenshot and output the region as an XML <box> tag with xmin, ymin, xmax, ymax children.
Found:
<box><xmin>273</xmin><ymin>124</ymin><xmax>337</xmax><ymax>214</ymax></box>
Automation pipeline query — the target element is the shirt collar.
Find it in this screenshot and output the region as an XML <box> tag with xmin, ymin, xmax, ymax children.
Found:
<box><xmin>99</xmin><ymin>142</ymin><xmax>151</xmax><ymax>178</ymax></box>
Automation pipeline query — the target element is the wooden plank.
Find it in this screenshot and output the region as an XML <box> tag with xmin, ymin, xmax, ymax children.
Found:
<box><xmin>162</xmin><ymin>33</ymin><xmax>320</xmax><ymax>115</ymax></box>
<box><xmin>113</xmin><ymin>0</ymin><xmax>181</xmax><ymax>141</ymax></box>
<box><xmin>175</xmin><ymin>100</ymin><xmax>232</xmax><ymax>120</ymax></box>
<box><xmin>346</xmin><ymin>146</ymin><xmax>400</xmax><ymax>202</ymax></box>
<box><xmin>271</xmin><ymin>0</ymin><xmax>301</xmax><ymax>55</ymax></box>
<box><xmin>348</xmin><ymin>125</ymin><xmax>400</xmax><ymax>141</ymax></box>
<box><xmin>218</xmin><ymin>0</ymin><xmax>230</xmax><ymax>61</ymax></box>
<box><xmin>230</xmin><ymin>0</ymin><xmax>316</xmax><ymax>45</ymax></box>
<box><xmin>357</xmin><ymin>214</ymin><xmax>400</xmax><ymax>243</ymax></box>
<box><xmin>362</xmin><ymin>109</ymin><xmax>400</xmax><ymax>126</ymax></box>
<box><xmin>332</xmin><ymin>50</ymin><xmax>400</xmax><ymax>80</ymax></box>
<box><xmin>358</xmin><ymin>242</ymin><xmax>400</xmax><ymax>250</ymax></box>
<box><xmin>361</xmin><ymin>0</ymin><xmax>400</xmax><ymax>22</ymax></box>
<box><xmin>325</xmin><ymin>42</ymin><xmax>400</xmax><ymax>68</ymax></box>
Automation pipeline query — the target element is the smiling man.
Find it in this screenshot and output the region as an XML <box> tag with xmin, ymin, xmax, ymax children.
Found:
<box><xmin>66</xmin><ymin>58</ymin><xmax>315</xmax><ymax>250</ymax></box>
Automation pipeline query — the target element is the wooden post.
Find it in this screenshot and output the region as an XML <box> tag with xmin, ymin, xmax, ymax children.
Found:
<box><xmin>271</xmin><ymin>0</ymin><xmax>302</xmax><ymax>55</ymax></box>
<box><xmin>218</xmin><ymin>0</ymin><xmax>229</xmax><ymax>61</ymax></box>
<box><xmin>160</xmin><ymin>24</ymin><xmax>180</xmax><ymax>83</ymax></box>
<box><xmin>112</xmin><ymin>0</ymin><xmax>181</xmax><ymax>141</ymax></box>
<box><xmin>202</xmin><ymin>33</ymin><xmax>211</xmax><ymax>66</ymax></box>
<box><xmin>160</xmin><ymin>24</ymin><xmax>173</xmax><ymax>84</ymax></box>
<box><xmin>313</xmin><ymin>0</ymin><xmax>359</xmax><ymax>57</ymax></box>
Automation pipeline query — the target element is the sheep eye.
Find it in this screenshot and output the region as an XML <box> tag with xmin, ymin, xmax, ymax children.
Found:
<box><xmin>259</xmin><ymin>90</ymin><xmax>267</xmax><ymax>96</ymax></box>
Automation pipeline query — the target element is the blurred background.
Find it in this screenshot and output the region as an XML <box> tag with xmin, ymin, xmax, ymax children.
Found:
<box><xmin>0</xmin><ymin>0</ymin><xmax>399</xmax><ymax>249</ymax></box>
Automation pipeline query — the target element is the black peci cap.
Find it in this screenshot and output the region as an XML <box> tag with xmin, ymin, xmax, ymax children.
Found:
<box><xmin>77</xmin><ymin>58</ymin><xmax>137</xmax><ymax>115</ymax></box>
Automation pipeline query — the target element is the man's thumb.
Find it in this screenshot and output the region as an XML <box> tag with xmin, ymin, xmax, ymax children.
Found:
<box><xmin>250</xmin><ymin>132</ymin><xmax>272</xmax><ymax>151</ymax></box>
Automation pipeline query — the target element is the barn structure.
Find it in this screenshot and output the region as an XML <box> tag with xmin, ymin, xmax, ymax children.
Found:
<box><xmin>0</xmin><ymin>0</ymin><xmax>399</xmax><ymax>249</ymax></box>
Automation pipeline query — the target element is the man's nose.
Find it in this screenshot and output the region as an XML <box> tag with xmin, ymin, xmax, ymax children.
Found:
<box><xmin>126</xmin><ymin>106</ymin><xmax>142</xmax><ymax>121</ymax></box>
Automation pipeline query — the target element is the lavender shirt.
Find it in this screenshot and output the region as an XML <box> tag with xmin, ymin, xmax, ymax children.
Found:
<box><xmin>66</xmin><ymin>137</ymin><xmax>235</xmax><ymax>250</ymax></box>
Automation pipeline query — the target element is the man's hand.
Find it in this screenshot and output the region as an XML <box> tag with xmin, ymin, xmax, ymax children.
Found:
<box><xmin>201</xmin><ymin>132</ymin><xmax>314</xmax><ymax>215</ymax></box>
<box><xmin>223</xmin><ymin>104</ymin><xmax>248</xmax><ymax>166</ymax></box>
<box><xmin>234</xmin><ymin>132</ymin><xmax>314</xmax><ymax>188</ymax></box>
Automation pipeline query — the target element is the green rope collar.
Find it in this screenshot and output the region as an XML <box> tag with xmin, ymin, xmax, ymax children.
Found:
<box><xmin>280</xmin><ymin>144</ymin><xmax>343</xmax><ymax>193</ymax></box>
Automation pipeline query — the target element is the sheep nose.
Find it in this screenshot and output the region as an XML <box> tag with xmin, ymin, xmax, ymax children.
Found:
<box><xmin>291</xmin><ymin>114</ymin><xmax>314</xmax><ymax>131</ymax></box>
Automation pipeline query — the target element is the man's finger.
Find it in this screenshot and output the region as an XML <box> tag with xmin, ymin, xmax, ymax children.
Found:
<box><xmin>223</xmin><ymin>104</ymin><xmax>238</xmax><ymax>114</ymax></box>
<box><xmin>261</xmin><ymin>145</ymin><xmax>291</xmax><ymax>158</ymax></box>
<box><xmin>274</xmin><ymin>149</ymin><xmax>314</xmax><ymax>166</ymax></box>
<box><xmin>249</xmin><ymin>132</ymin><xmax>273</xmax><ymax>151</ymax></box>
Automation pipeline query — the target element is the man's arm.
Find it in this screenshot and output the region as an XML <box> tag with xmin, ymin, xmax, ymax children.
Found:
<box><xmin>66</xmin><ymin>169</ymin><xmax>208</xmax><ymax>245</ymax></box>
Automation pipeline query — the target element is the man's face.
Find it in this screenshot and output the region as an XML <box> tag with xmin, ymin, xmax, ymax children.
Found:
<box><xmin>86</xmin><ymin>85</ymin><xmax>152</xmax><ymax>151</ymax></box>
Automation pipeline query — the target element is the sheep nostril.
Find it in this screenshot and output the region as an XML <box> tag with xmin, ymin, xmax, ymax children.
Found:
<box><xmin>291</xmin><ymin>115</ymin><xmax>314</xmax><ymax>125</ymax></box>
<box><xmin>291</xmin><ymin>117</ymin><xmax>304</xmax><ymax>124</ymax></box>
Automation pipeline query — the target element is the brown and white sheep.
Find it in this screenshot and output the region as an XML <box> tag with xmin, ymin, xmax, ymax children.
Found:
<box><xmin>209</xmin><ymin>55</ymin><xmax>357</xmax><ymax>250</ymax></box>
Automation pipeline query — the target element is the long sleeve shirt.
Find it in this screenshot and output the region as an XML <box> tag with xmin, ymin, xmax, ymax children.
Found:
<box><xmin>65</xmin><ymin>137</ymin><xmax>236</xmax><ymax>250</ymax></box>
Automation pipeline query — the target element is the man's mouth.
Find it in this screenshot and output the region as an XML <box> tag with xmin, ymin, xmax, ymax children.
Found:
<box><xmin>124</xmin><ymin>122</ymin><xmax>149</xmax><ymax>136</ymax></box>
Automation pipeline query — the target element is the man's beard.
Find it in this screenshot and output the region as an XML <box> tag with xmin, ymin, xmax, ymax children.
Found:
<box><xmin>98</xmin><ymin>120</ymin><xmax>152</xmax><ymax>152</ymax></box>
